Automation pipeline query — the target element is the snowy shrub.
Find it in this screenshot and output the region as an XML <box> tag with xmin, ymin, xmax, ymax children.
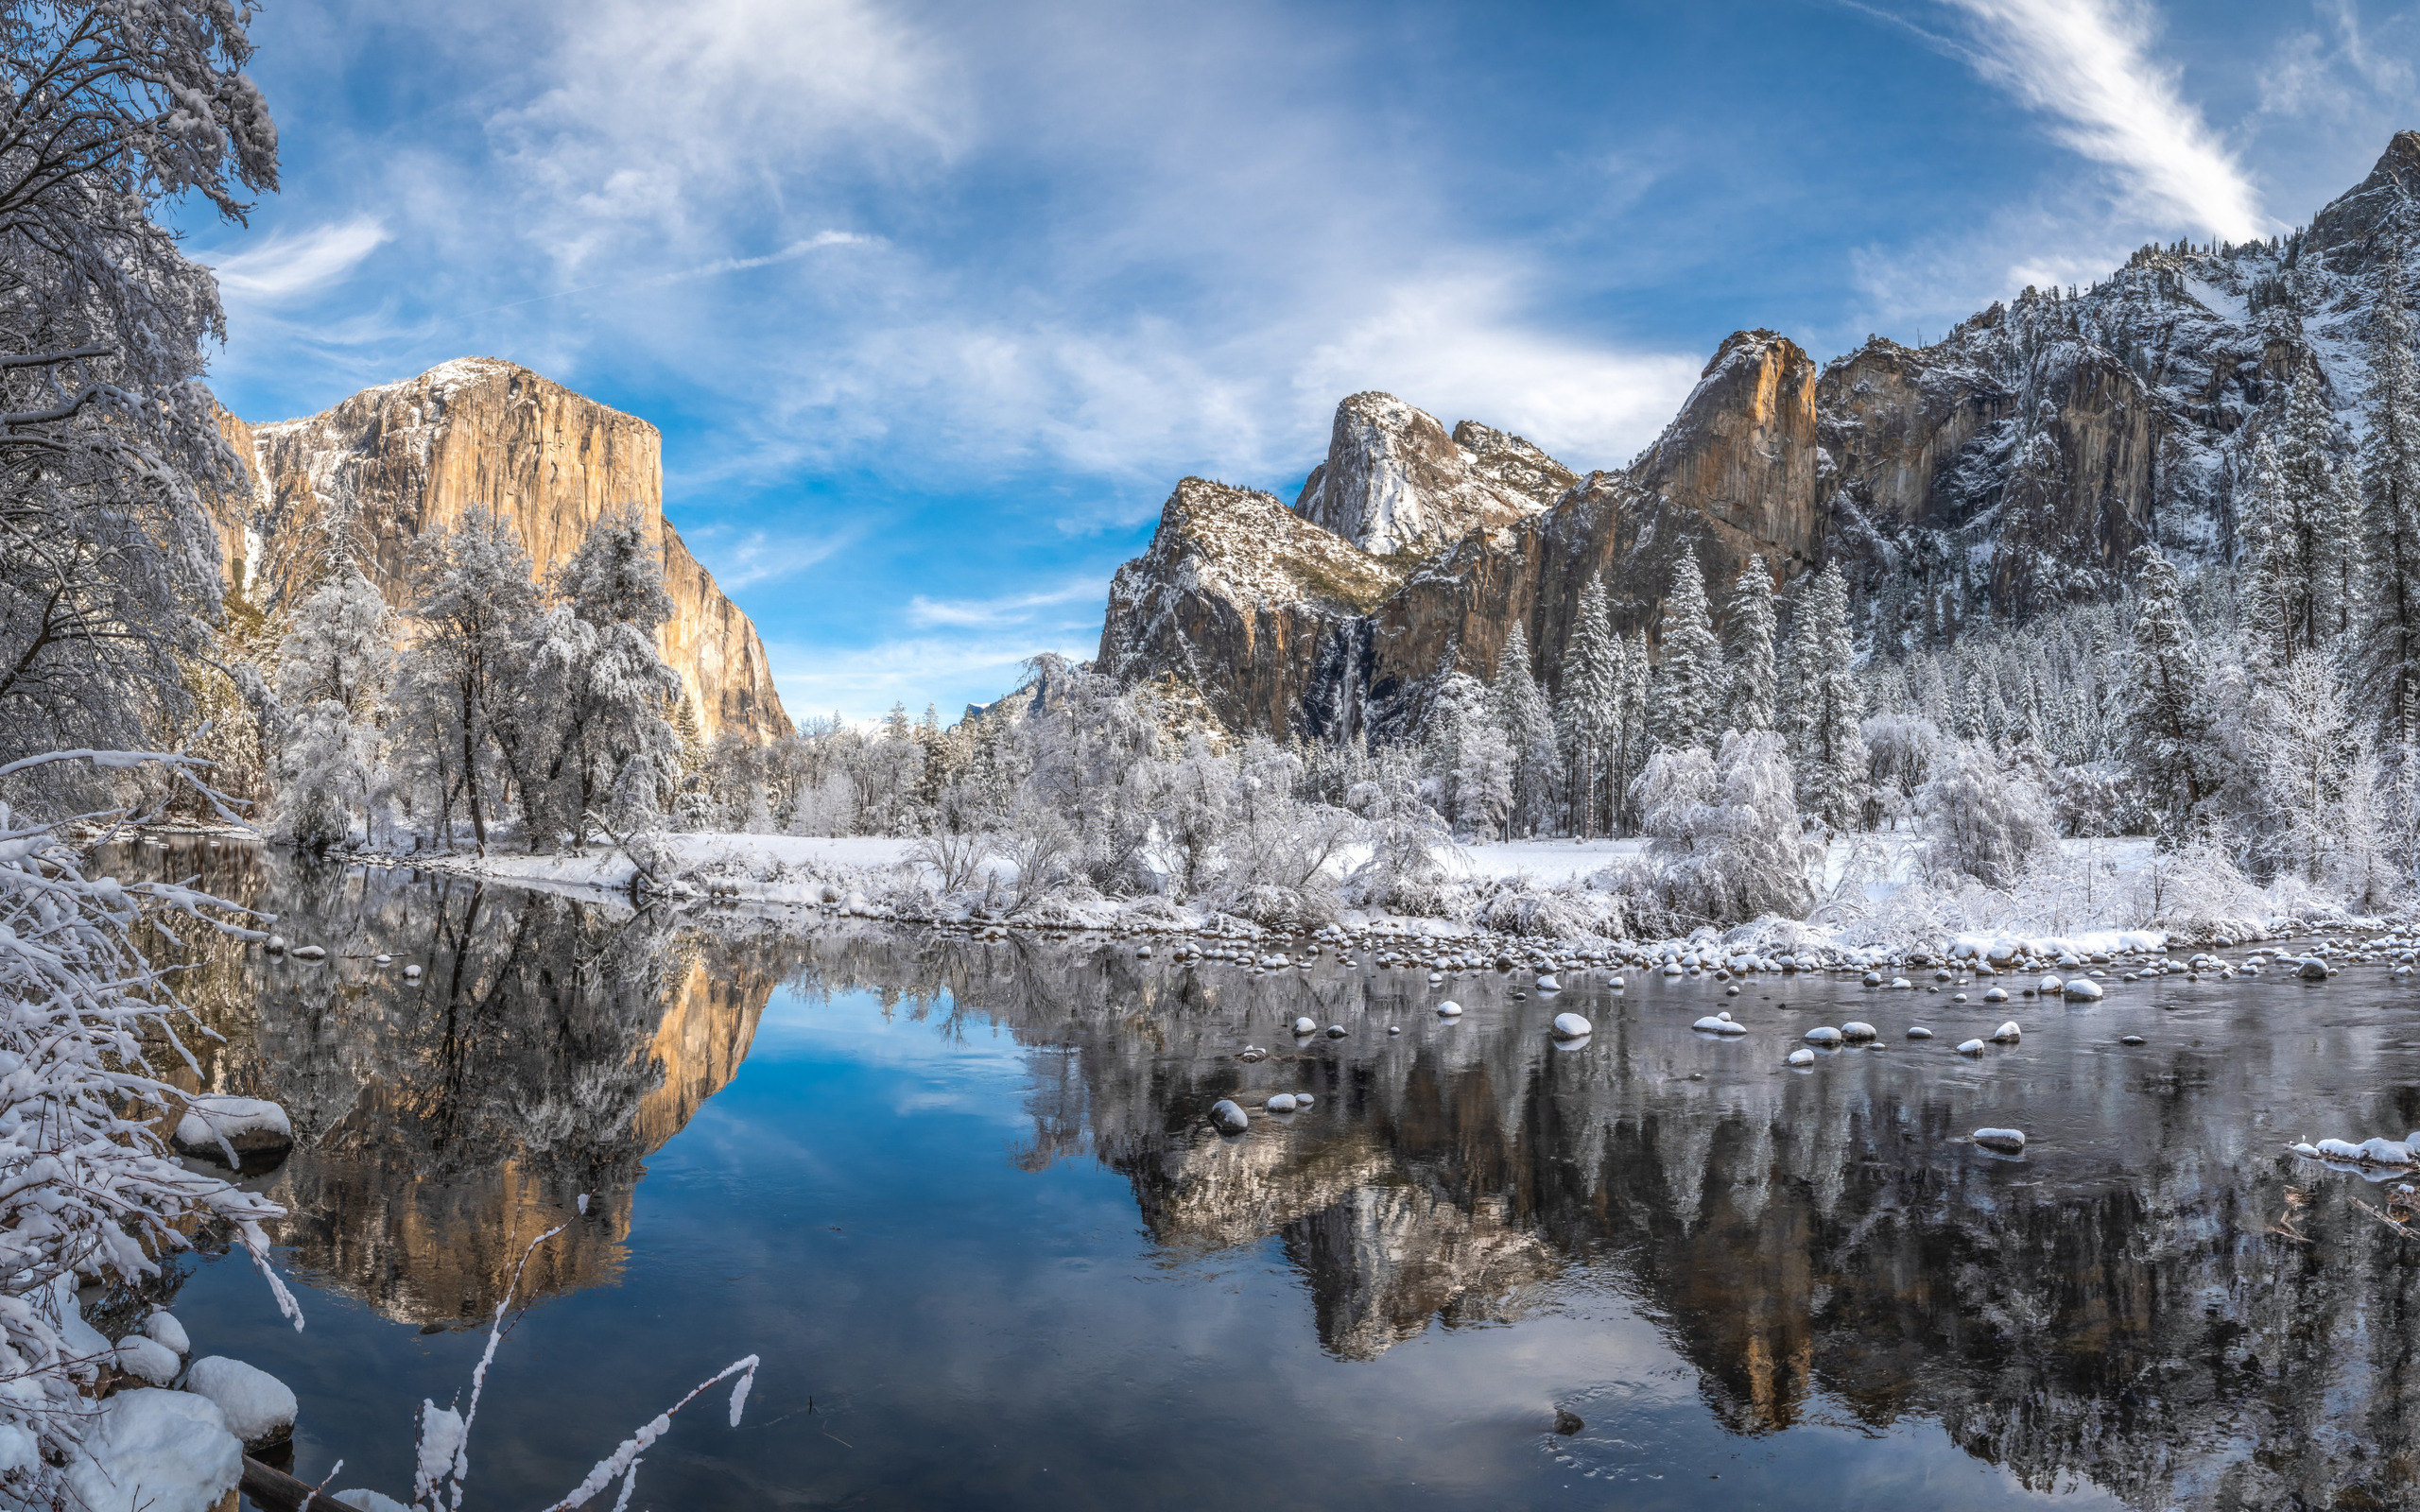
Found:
<box><xmin>1631</xmin><ymin>731</ymin><xmax>1814</xmax><ymax>927</ymax></box>
<box><xmin>1223</xmin><ymin>884</ymin><xmax>1340</xmax><ymax>933</ymax></box>
<box><xmin>1476</xmin><ymin>884</ymin><xmax>1626</xmax><ymax>939</ymax></box>
<box><xmin>0</xmin><ymin>756</ymin><xmax>302</xmax><ymax>1500</ymax></box>
<box><xmin>1913</xmin><ymin>741</ymin><xmax>2060</xmax><ymax>887</ymax></box>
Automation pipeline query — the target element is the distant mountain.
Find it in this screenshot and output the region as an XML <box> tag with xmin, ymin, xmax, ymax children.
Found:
<box><xmin>1097</xmin><ymin>130</ymin><xmax>2420</xmax><ymax>743</ymax></box>
<box><xmin>213</xmin><ymin>358</ymin><xmax>791</xmax><ymax>743</ymax></box>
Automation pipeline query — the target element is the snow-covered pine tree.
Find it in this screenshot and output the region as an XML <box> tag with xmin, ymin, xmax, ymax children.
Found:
<box><xmin>1614</xmin><ymin>627</ymin><xmax>1651</xmax><ymax>832</ymax></box>
<box><xmin>2240</xmin><ymin>434</ymin><xmax>2305</xmax><ymax>670</ymax></box>
<box><xmin>1490</xmin><ymin>622</ymin><xmax>1559</xmax><ymax>835</ymax></box>
<box><xmin>1554</xmin><ymin>577</ymin><xmax>1620</xmax><ymax>835</ymax></box>
<box><xmin>2119</xmin><ymin>546</ymin><xmax>2212</xmax><ymax>832</ymax></box>
<box><xmin>1780</xmin><ymin>563</ymin><xmax>1866</xmax><ymax>830</ymax></box>
<box><xmin>1651</xmin><ymin>544</ymin><xmax>1725</xmax><ymax>750</ymax></box>
<box><xmin>1722</xmin><ymin>556</ymin><xmax>1778</xmax><ymax>732</ymax></box>
<box><xmin>2361</xmin><ymin>236</ymin><xmax>2420</xmax><ymax>746</ymax></box>
<box><xmin>2276</xmin><ymin>371</ymin><xmax>2354</xmax><ymax>644</ymax></box>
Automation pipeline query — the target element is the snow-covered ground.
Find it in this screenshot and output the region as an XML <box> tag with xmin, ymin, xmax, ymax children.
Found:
<box><xmin>374</xmin><ymin>828</ymin><xmax>2290</xmax><ymax>955</ymax></box>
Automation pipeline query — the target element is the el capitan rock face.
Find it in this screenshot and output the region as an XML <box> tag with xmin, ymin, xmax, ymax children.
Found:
<box><xmin>216</xmin><ymin>358</ymin><xmax>790</xmax><ymax>743</ymax></box>
<box><xmin>1096</xmin><ymin>132</ymin><xmax>2420</xmax><ymax>743</ymax></box>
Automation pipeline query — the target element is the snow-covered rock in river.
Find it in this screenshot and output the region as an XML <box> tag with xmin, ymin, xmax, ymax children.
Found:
<box><xmin>115</xmin><ymin>1335</ymin><xmax>182</xmax><ymax>1386</ymax></box>
<box><xmin>335</xmin><ymin>1492</ymin><xmax>413</xmax><ymax>1512</ymax></box>
<box><xmin>1551</xmin><ymin>1012</ymin><xmax>1592</xmax><ymax>1039</ymax></box>
<box><xmin>2065</xmin><ymin>977</ymin><xmax>2104</xmax><ymax>1000</ymax></box>
<box><xmin>1291</xmin><ymin>1017</ymin><xmax>1317</xmax><ymax>1036</ymax></box>
<box><xmin>2039</xmin><ymin>974</ymin><xmax>2064</xmax><ymax>995</ymax></box>
<box><xmin>1787</xmin><ymin>1048</ymin><xmax>1816</xmax><ymax>1067</ymax></box>
<box><xmin>63</xmin><ymin>1387</ymin><xmax>242</xmax><ymax>1512</ymax></box>
<box><xmin>1841</xmin><ymin>1022</ymin><xmax>1876</xmax><ymax>1040</ymax></box>
<box><xmin>1437</xmin><ymin>1000</ymin><xmax>1463</xmax><ymax>1017</ymax></box>
<box><xmin>1993</xmin><ymin>1021</ymin><xmax>2023</xmax><ymax>1042</ymax></box>
<box><xmin>1693</xmin><ymin>1014</ymin><xmax>1748</xmax><ymax>1035</ymax></box>
<box><xmin>1957</xmin><ymin>1039</ymin><xmax>1987</xmax><ymax>1055</ymax></box>
<box><xmin>1907</xmin><ymin>1026</ymin><xmax>1932</xmax><ymax>1039</ymax></box>
<box><xmin>1536</xmin><ymin>972</ymin><xmax>1561</xmax><ymax>992</ymax></box>
<box><xmin>1983</xmin><ymin>987</ymin><xmax>2009</xmax><ymax>1004</ymax></box>
<box><xmin>2301</xmin><ymin>958</ymin><xmax>2330</xmax><ymax>981</ymax></box>
<box><xmin>1973</xmin><ymin>1127</ymin><xmax>2028</xmax><ymax>1153</ymax></box>
<box><xmin>171</xmin><ymin>1095</ymin><xmax>294</xmax><ymax>1168</ymax></box>
<box><xmin>1804</xmin><ymin>1026</ymin><xmax>1843</xmax><ymax>1046</ymax></box>
<box><xmin>143</xmin><ymin>1312</ymin><xmax>190</xmax><ymax>1356</ymax></box>
<box><xmin>1266</xmin><ymin>1093</ymin><xmax>1299</xmax><ymax>1113</ymax></box>
<box><xmin>1209</xmin><ymin>1099</ymin><xmax>1250</xmax><ymax>1135</ymax></box>
<box><xmin>183</xmin><ymin>1355</ymin><xmax>298</xmax><ymax>1448</ymax></box>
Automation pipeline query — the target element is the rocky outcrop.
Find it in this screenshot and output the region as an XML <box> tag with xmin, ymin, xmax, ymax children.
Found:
<box><xmin>219</xmin><ymin>358</ymin><xmax>790</xmax><ymax>742</ymax></box>
<box><xmin>1097</xmin><ymin>478</ymin><xmax>1409</xmax><ymax>735</ymax></box>
<box><xmin>1095</xmin><ymin>131</ymin><xmax>2420</xmax><ymax>740</ymax></box>
<box><xmin>1293</xmin><ymin>392</ymin><xmax>1569</xmax><ymax>556</ymax></box>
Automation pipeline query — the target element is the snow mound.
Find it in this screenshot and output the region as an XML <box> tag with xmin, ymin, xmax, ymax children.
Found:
<box><xmin>64</xmin><ymin>1387</ymin><xmax>241</xmax><ymax>1512</ymax></box>
<box><xmin>183</xmin><ymin>1355</ymin><xmax>297</xmax><ymax>1446</ymax></box>
<box><xmin>115</xmin><ymin>1335</ymin><xmax>181</xmax><ymax>1385</ymax></box>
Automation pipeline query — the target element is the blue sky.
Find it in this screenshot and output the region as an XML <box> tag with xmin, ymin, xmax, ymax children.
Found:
<box><xmin>188</xmin><ymin>0</ymin><xmax>2420</xmax><ymax>725</ymax></box>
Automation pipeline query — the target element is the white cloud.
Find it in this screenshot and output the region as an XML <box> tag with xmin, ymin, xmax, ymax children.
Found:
<box><xmin>1294</xmin><ymin>273</ymin><xmax>1703</xmax><ymax>470</ymax></box>
<box><xmin>692</xmin><ymin>527</ymin><xmax>858</xmax><ymax>591</ymax></box>
<box><xmin>202</xmin><ymin>216</ymin><xmax>389</xmax><ymax>304</ymax></box>
<box><xmin>768</xmin><ymin>634</ymin><xmax>1091</xmax><ymax>725</ymax></box>
<box><xmin>908</xmin><ymin>580</ymin><xmax>1101</xmax><ymax>629</ymax></box>
<box><xmin>1943</xmin><ymin>0</ymin><xmax>2268</xmax><ymax>238</ymax></box>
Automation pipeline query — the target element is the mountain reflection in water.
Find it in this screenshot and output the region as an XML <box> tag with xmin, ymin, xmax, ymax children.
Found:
<box><xmin>114</xmin><ymin>839</ymin><xmax>2420</xmax><ymax>1509</ymax></box>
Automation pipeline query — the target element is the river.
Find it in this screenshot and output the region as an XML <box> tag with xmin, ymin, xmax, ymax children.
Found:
<box><xmin>108</xmin><ymin>837</ymin><xmax>2420</xmax><ymax>1510</ymax></box>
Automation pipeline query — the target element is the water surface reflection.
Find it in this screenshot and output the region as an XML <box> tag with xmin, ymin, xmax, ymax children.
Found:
<box><xmin>118</xmin><ymin>842</ymin><xmax>2420</xmax><ymax>1509</ymax></box>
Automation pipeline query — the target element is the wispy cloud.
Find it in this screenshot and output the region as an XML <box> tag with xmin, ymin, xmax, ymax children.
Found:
<box><xmin>908</xmin><ymin>580</ymin><xmax>1100</xmax><ymax>628</ymax></box>
<box><xmin>694</xmin><ymin>527</ymin><xmax>857</xmax><ymax>591</ymax></box>
<box><xmin>767</xmin><ymin>634</ymin><xmax>1090</xmax><ymax>725</ymax></box>
<box><xmin>202</xmin><ymin>216</ymin><xmax>389</xmax><ymax>304</ymax></box>
<box><xmin>1942</xmin><ymin>0</ymin><xmax>2267</xmax><ymax>238</ymax></box>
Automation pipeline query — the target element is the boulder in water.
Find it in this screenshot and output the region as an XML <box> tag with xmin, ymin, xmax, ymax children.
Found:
<box><xmin>1972</xmin><ymin>1127</ymin><xmax>2027</xmax><ymax>1153</ymax></box>
<box><xmin>1551</xmin><ymin>1012</ymin><xmax>1591</xmax><ymax>1039</ymax></box>
<box><xmin>1209</xmin><ymin>1099</ymin><xmax>1250</xmax><ymax>1135</ymax></box>
<box><xmin>1804</xmin><ymin>1026</ymin><xmax>1843</xmax><ymax>1046</ymax></box>
<box><xmin>1786</xmin><ymin>1048</ymin><xmax>1816</xmax><ymax>1067</ymax></box>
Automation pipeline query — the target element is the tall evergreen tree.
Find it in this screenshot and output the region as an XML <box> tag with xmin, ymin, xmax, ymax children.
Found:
<box><xmin>1723</xmin><ymin>556</ymin><xmax>1778</xmax><ymax>732</ymax></box>
<box><xmin>2241</xmin><ymin>435</ymin><xmax>2306</xmax><ymax>670</ymax></box>
<box><xmin>2362</xmin><ymin>237</ymin><xmax>2420</xmax><ymax>745</ymax></box>
<box><xmin>1491</xmin><ymin>622</ymin><xmax>1559</xmax><ymax>835</ymax></box>
<box><xmin>1780</xmin><ymin>564</ymin><xmax>1866</xmax><ymax>830</ymax></box>
<box><xmin>1651</xmin><ymin>544</ymin><xmax>1725</xmax><ymax>749</ymax></box>
<box><xmin>2119</xmin><ymin>546</ymin><xmax>2211</xmax><ymax>831</ymax></box>
<box><xmin>1614</xmin><ymin>627</ymin><xmax>1651</xmax><ymax>833</ymax></box>
<box><xmin>1555</xmin><ymin>577</ymin><xmax>1620</xmax><ymax>836</ymax></box>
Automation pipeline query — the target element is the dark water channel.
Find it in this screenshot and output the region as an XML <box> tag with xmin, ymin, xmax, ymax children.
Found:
<box><xmin>107</xmin><ymin>838</ymin><xmax>2420</xmax><ymax>1510</ymax></box>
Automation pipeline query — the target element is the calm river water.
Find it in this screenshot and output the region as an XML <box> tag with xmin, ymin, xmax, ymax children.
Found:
<box><xmin>107</xmin><ymin>838</ymin><xmax>2420</xmax><ymax>1510</ymax></box>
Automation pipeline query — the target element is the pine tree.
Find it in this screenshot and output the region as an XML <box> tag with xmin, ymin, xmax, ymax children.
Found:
<box><xmin>1554</xmin><ymin>577</ymin><xmax>1620</xmax><ymax>836</ymax></box>
<box><xmin>2240</xmin><ymin>435</ymin><xmax>2305</xmax><ymax>669</ymax></box>
<box><xmin>1723</xmin><ymin>556</ymin><xmax>1778</xmax><ymax>732</ymax></box>
<box><xmin>2119</xmin><ymin>546</ymin><xmax>2211</xmax><ymax>831</ymax></box>
<box><xmin>2362</xmin><ymin>237</ymin><xmax>2420</xmax><ymax>745</ymax></box>
<box><xmin>1651</xmin><ymin>544</ymin><xmax>1725</xmax><ymax>750</ymax></box>
<box><xmin>2275</xmin><ymin>371</ymin><xmax>2359</xmax><ymax>645</ymax></box>
<box><xmin>1780</xmin><ymin>563</ymin><xmax>1866</xmax><ymax>830</ymax></box>
<box><xmin>1615</xmin><ymin>627</ymin><xmax>1651</xmax><ymax>831</ymax></box>
<box><xmin>1491</xmin><ymin>623</ymin><xmax>1559</xmax><ymax>835</ymax></box>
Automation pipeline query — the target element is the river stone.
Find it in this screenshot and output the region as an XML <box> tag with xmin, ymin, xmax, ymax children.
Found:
<box><xmin>1993</xmin><ymin>1021</ymin><xmax>2022</xmax><ymax>1041</ymax></box>
<box><xmin>1973</xmin><ymin>1127</ymin><xmax>2027</xmax><ymax>1153</ymax></box>
<box><xmin>2065</xmin><ymin>977</ymin><xmax>2104</xmax><ymax>1000</ymax></box>
<box><xmin>1804</xmin><ymin>1026</ymin><xmax>1843</xmax><ymax>1046</ymax></box>
<box><xmin>1841</xmin><ymin>1022</ymin><xmax>1876</xmax><ymax>1040</ymax></box>
<box><xmin>1266</xmin><ymin>1093</ymin><xmax>1298</xmax><ymax>1113</ymax></box>
<box><xmin>1956</xmin><ymin>1039</ymin><xmax>1987</xmax><ymax>1055</ymax></box>
<box><xmin>1292</xmin><ymin>1017</ymin><xmax>1317</xmax><ymax>1035</ymax></box>
<box><xmin>1983</xmin><ymin>987</ymin><xmax>2010</xmax><ymax>1003</ymax></box>
<box><xmin>2301</xmin><ymin>958</ymin><xmax>2329</xmax><ymax>981</ymax></box>
<box><xmin>1209</xmin><ymin>1100</ymin><xmax>1250</xmax><ymax>1135</ymax></box>
<box><xmin>1551</xmin><ymin>1012</ymin><xmax>1591</xmax><ymax>1039</ymax></box>
<box><xmin>1437</xmin><ymin>1001</ymin><xmax>1463</xmax><ymax>1017</ymax></box>
<box><xmin>1907</xmin><ymin>1026</ymin><xmax>1933</xmax><ymax>1039</ymax></box>
<box><xmin>1787</xmin><ymin>1048</ymin><xmax>1816</xmax><ymax>1067</ymax></box>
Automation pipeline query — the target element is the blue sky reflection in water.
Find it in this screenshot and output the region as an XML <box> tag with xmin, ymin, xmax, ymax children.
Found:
<box><xmin>183</xmin><ymin>966</ymin><xmax>2121</xmax><ymax>1509</ymax></box>
<box><xmin>131</xmin><ymin>846</ymin><xmax>2420</xmax><ymax>1511</ymax></box>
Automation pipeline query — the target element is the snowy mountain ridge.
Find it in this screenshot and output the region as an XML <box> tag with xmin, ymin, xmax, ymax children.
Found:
<box><xmin>1095</xmin><ymin>129</ymin><xmax>2420</xmax><ymax>745</ymax></box>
